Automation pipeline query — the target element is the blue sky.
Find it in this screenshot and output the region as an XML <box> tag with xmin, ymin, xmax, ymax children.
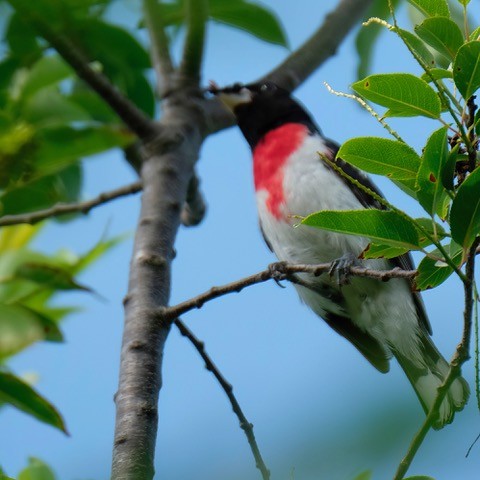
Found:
<box><xmin>2</xmin><ymin>1</ymin><xmax>480</xmax><ymax>479</ymax></box>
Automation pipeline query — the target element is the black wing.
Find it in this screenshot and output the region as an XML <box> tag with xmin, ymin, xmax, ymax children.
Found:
<box><xmin>323</xmin><ymin>138</ymin><xmax>432</xmax><ymax>335</ymax></box>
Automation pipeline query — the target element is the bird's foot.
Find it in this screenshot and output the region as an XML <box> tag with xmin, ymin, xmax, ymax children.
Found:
<box><xmin>268</xmin><ymin>261</ymin><xmax>289</xmax><ymax>287</ymax></box>
<box><xmin>329</xmin><ymin>252</ymin><xmax>362</xmax><ymax>286</ymax></box>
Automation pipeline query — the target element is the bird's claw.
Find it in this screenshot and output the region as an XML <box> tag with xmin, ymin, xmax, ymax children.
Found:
<box><xmin>329</xmin><ymin>252</ymin><xmax>361</xmax><ymax>286</ymax></box>
<box><xmin>268</xmin><ymin>261</ymin><xmax>289</xmax><ymax>287</ymax></box>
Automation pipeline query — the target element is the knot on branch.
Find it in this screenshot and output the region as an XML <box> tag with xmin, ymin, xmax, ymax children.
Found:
<box><xmin>268</xmin><ymin>261</ymin><xmax>289</xmax><ymax>282</ymax></box>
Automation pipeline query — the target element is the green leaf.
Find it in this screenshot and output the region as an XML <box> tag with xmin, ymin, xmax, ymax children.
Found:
<box><xmin>0</xmin><ymin>164</ymin><xmax>83</xmax><ymax>217</ymax></box>
<box><xmin>421</xmin><ymin>68</ymin><xmax>453</xmax><ymax>82</ymax></box>
<box><xmin>209</xmin><ymin>0</ymin><xmax>288</xmax><ymax>47</ymax></box>
<box><xmin>353</xmin><ymin>471</ymin><xmax>372</xmax><ymax>480</ymax></box>
<box><xmin>404</xmin><ymin>476</ymin><xmax>436</xmax><ymax>480</ymax></box>
<box><xmin>407</xmin><ymin>0</ymin><xmax>450</xmax><ymax>17</ymax></box>
<box><xmin>338</xmin><ymin>137</ymin><xmax>420</xmax><ymax>191</ymax></box>
<box><xmin>453</xmin><ymin>41</ymin><xmax>480</xmax><ymax>99</ymax></box>
<box><xmin>351</xmin><ymin>73</ymin><xmax>441</xmax><ymax>118</ymax></box>
<box><xmin>0</xmin><ymin>303</ymin><xmax>62</xmax><ymax>359</ymax></box>
<box><xmin>450</xmin><ymin>167</ymin><xmax>480</xmax><ymax>248</ymax></box>
<box><xmin>416</xmin><ymin>127</ymin><xmax>449</xmax><ymax>217</ymax></box>
<box><xmin>301</xmin><ymin>210</ymin><xmax>421</xmax><ymax>249</ymax></box>
<box><xmin>441</xmin><ymin>144</ymin><xmax>460</xmax><ymax>190</ymax></box>
<box><xmin>457</xmin><ymin>0</ymin><xmax>471</xmax><ymax>6</ymax></box>
<box><xmin>395</xmin><ymin>28</ymin><xmax>436</xmax><ymax>68</ymax></box>
<box><xmin>415</xmin><ymin>17</ymin><xmax>464</xmax><ymax>61</ymax></box>
<box><xmin>18</xmin><ymin>457</ymin><xmax>57</xmax><ymax>480</ymax></box>
<box><xmin>0</xmin><ymin>372</ymin><xmax>67</xmax><ymax>434</ymax></box>
<box><xmin>415</xmin><ymin>242</ymin><xmax>462</xmax><ymax>290</ymax></box>
<box><xmin>20</xmin><ymin>56</ymin><xmax>73</xmax><ymax>100</ymax></box>
<box><xmin>470</xmin><ymin>26</ymin><xmax>480</xmax><ymax>41</ymax></box>
<box><xmin>361</xmin><ymin>243</ymin><xmax>409</xmax><ymax>259</ymax></box>
<box><xmin>5</xmin><ymin>13</ymin><xmax>42</xmax><ymax>67</ymax></box>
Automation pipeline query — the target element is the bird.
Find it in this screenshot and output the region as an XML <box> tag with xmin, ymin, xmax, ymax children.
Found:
<box><xmin>210</xmin><ymin>80</ymin><xmax>469</xmax><ymax>429</ymax></box>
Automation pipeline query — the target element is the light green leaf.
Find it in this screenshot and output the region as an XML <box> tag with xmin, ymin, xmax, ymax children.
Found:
<box><xmin>458</xmin><ymin>0</ymin><xmax>471</xmax><ymax>6</ymax></box>
<box><xmin>353</xmin><ymin>471</ymin><xmax>372</xmax><ymax>480</ymax></box>
<box><xmin>453</xmin><ymin>41</ymin><xmax>480</xmax><ymax>99</ymax></box>
<box><xmin>415</xmin><ymin>242</ymin><xmax>462</xmax><ymax>290</ymax></box>
<box><xmin>415</xmin><ymin>17</ymin><xmax>464</xmax><ymax>61</ymax></box>
<box><xmin>361</xmin><ymin>243</ymin><xmax>409</xmax><ymax>259</ymax></box>
<box><xmin>301</xmin><ymin>210</ymin><xmax>421</xmax><ymax>250</ymax></box>
<box><xmin>20</xmin><ymin>56</ymin><xmax>73</xmax><ymax>100</ymax></box>
<box><xmin>470</xmin><ymin>26</ymin><xmax>480</xmax><ymax>41</ymax></box>
<box><xmin>18</xmin><ymin>457</ymin><xmax>56</xmax><ymax>480</ymax></box>
<box><xmin>0</xmin><ymin>372</ymin><xmax>67</xmax><ymax>434</ymax></box>
<box><xmin>450</xmin><ymin>167</ymin><xmax>480</xmax><ymax>248</ymax></box>
<box><xmin>338</xmin><ymin>137</ymin><xmax>420</xmax><ymax>191</ymax></box>
<box><xmin>351</xmin><ymin>73</ymin><xmax>441</xmax><ymax>118</ymax></box>
<box><xmin>421</xmin><ymin>68</ymin><xmax>453</xmax><ymax>82</ymax></box>
<box><xmin>407</xmin><ymin>0</ymin><xmax>450</xmax><ymax>17</ymax></box>
<box><xmin>0</xmin><ymin>304</ymin><xmax>62</xmax><ymax>359</ymax></box>
<box><xmin>416</xmin><ymin>127</ymin><xmax>449</xmax><ymax>217</ymax></box>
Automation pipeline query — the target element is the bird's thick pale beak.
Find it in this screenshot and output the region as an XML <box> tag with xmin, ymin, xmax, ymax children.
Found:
<box><xmin>214</xmin><ymin>88</ymin><xmax>253</xmax><ymax>112</ymax></box>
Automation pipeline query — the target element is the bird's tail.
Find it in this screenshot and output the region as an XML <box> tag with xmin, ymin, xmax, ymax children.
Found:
<box><xmin>393</xmin><ymin>332</ymin><xmax>469</xmax><ymax>430</ymax></box>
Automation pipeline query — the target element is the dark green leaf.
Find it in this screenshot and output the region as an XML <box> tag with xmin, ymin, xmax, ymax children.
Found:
<box><xmin>351</xmin><ymin>73</ymin><xmax>441</xmax><ymax>118</ymax></box>
<box><xmin>0</xmin><ymin>164</ymin><xmax>83</xmax><ymax>217</ymax></box>
<box><xmin>407</xmin><ymin>0</ymin><xmax>450</xmax><ymax>17</ymax></box>
<box><xmin>470</xmin><ymin>26</ymin><xmax>480</xmax><ymax>41</ymax></box>
<box><xmin>421</xmin><ymin>68</ymin><xmax>453</xmax><ymax>82</ymax></box>
<box><xmin>5</xmin><ymin>13</ymin><xmax>42</xmax><ymax>66</ymax></box>
<box><xmin>338</xmin><ymin>137</ymin><xmax>420</xmax><ymax>191</ymax></box>
<box><xmin>453</xmin><ymin>41</ymin><xmax>480</xmax><ymax>99</ymax></box>
<box><xmin>416</xmin><ymin>127</ymin><xmax>449</xmax><ymax>217</ymax></box>
<box><xmin>415</xmin><ymin>242</ymin><xmax>462</xmax><ymax>290</ymax></box>
<box><xmin>450</xmin><ymin>167</ymin><xmax>480</xmax><ymax>248</ymax></box>
<box><xmin>395</xmin><ymin>28</ymin><xmax>436</xmax><ymax>68</ymax></box>
<box><xmin>69</xmin><ymin>87</ymin><xmax>120</xmax><ymax>123</ymax></box>
<box><xmin>18</xmin><ymin>457</ymin><xmax>57</xmax><ymax>480</ymax></box>
<box><xmin>209</xmin><ymin>0</ymin><xmax>288</xmax><ymax>47</ymax></box>
<box><xmin>441</xmin><ymin>143</ymin><xmax>460</xmax><ymax>190</ymax></box>
<box><xmin>415</xmin><ymin>17</ymin><xmax>464</xmax><ymax>62</ymax></box>
<box><xmin>355</xmin><ymin>0</ymin><xmax>401</xmax><ymax>79</ymax></box>
<box><xmin>404</xmin><ymin>476</ymin><xmax>436</xmax><ymax>479</ymax></box>
<box><xmin>302</xmin><ymin>210</ymin><xmax>421</xmax><ymax>249</ymax></box>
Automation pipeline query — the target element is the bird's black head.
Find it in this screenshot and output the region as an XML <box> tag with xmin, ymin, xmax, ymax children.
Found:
<box><xmin>210</xmin><ymin>81</ymin><xmax>318</xmax><ymax>149</ymax></box>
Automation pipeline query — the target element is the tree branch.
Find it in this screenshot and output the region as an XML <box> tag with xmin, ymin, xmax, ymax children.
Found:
<box><xmin>0</xmin><ymin>181</ymin><xmax>142</xmax><ymax>227</ymax></box>
<box><xmin>160</xmin><ymin>262</ymin><xmax>417</xmax><ymax>322</ymax></box>
<box><xmin>179</xmin><ymin>0</ymin><xmax>208</xmax><ymax>85</ymax></box>
<box><xmin>7</xmin><ymin>0</ymin><xmax>156</xmax><ymax>139</ymax></box>
<box><xmin>393</xmin><ymin>238</ymin><xmax>480</xmax><ymax>480</ymax></box>
<box><xmin>174</xmin><ymin>318</ymin><xmax>270</xmax><ymax>480</ymax></box>
<box><xmin>143</xmin><ymin>0</ymin><xmax>176</xmax><ymax>97</ymax></box>
<box><xmin>204</xmin><ymin>0</ymin><xmax>374</xmax><ymax>133</ymax></box>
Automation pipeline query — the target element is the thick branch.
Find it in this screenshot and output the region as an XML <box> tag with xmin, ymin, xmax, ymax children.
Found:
<box><xmin>393</xmin><ymin>238</ymin><xmax>480</xmax><ymax>480</ymax></box>
<box><xmin>112</xmin><ymin>109</ymin><xmax>203</xmax><ymax>479</ymax></box>
<box><xmin>7</xmin><ymin>0</ymin><xmax>155</xmax><ymax>139</ymax></box>
<box><xmin>0</xmin><ymin>181</ymin><xmax>142</xmax><ymax>227</ymax></box>
<box><xmin>160</xmin><ymin>262</ymin><xmax>417</xmax><ymax>322</ymax></box>
<box><xmin>143</xmin><ymin>0</ymin><xmax>175</xmax><ymax>96</ymax></box>
<box><xmin>204</xmin><ymin>0</ymin><xmax>374</xmax><ymax>133</ymax></box>
<box><xmin>179</xmin><ymin>0</ymin><xmax>208</xmax><ymax>85</ymax></box>
<box><xmin>174</xmin><ymin>319</ymin><xmax>270</xmax><ymax>480</ymax></box>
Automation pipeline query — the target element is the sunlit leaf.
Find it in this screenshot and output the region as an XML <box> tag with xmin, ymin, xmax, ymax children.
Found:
<box><xmin>407</xmin><ymin>0</ymin><xmax>450</xmax><ymax>17</ymax></box>
<box><xmin>415</xmin><ymin>17</ymin><xmax>464</xmax><ymax>62</ymax></box>
<box><xmin>18</xmin><ymin>457</ymin><xmax>57</xmax><ymax>480</ymax></box>
<box><xmin>302</xmin><ymin>210</ymin><xmax>421</xmax><ymax>250</ymax></box>
<box><xmin>361</xmin><ymin>242</ymin><xmax>409</xmax><ymax>259</ymax></box>
<box><xmin>421</xmin><ymin>68</ymin><xmax>453</xmax><ymax>82</ymax></box>
<box><xmin>450</xmin><ymin>167</ymin><xmax>480</xmax><ymax>249</ymax></box>
<box><xmin>395</xmin><ymin>28</ymin><xmax>436</xmax><ymax>68</ymax></box>
<box><xmin>351</xmin><ymin>73</ymin><xmax>441</xmax><ymax>118</ymax></box>
<box><xmin>453</xmin><ymin>41</ymin><xmax>480</xmax><ymax>99</ymax></box>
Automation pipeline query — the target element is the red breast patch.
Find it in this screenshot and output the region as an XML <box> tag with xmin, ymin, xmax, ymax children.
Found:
<box><xmin>253</xmin><ymin>123</ymin><xmax>307</xmax><ymax>219</ymax></box>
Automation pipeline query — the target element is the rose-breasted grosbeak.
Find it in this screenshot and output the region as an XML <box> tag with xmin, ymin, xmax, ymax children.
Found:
<box><xmin>212</xmin><ymin>81</ymin><xmax>469</xmax><ymax>428</ymax></box>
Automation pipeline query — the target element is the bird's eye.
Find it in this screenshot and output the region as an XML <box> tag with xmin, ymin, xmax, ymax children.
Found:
<box><xmin>260</xmin><ymin>82</ymin><xmax>276</xmax><ymax>92</ymax></box>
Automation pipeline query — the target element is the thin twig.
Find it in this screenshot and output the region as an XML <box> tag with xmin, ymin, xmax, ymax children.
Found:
<box><xmin>7</xmin><ymin>0</ymin><xmax>155</xmax><ymax>139</ymax></box>
<box><xmin>160</xmin><ymin>262</ymin><xmax>417</xmax><ymax>322</ymax></box>
<box><xmin>143</xmin><ymin>0</ymin><xmax>175</xmax><ymax>96</ymax></box>
<box><xmin>0</xmin><ymin>181</ymin><xmax>142</xmax><ymax>227</ymax></box>
<box><xmin>393</xmin><ymin>238</ymin><xmax>480</xmax><ymax>480</ymax></box>
<box><xmin>174</xmin><ymin>318</ymin><xmax>270</xmax><ymax>480</ymax></box>
<box><xmin>179</xmin><ymin>0</ymin><xmax>208</xmax><ymax>84</ymax></box>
